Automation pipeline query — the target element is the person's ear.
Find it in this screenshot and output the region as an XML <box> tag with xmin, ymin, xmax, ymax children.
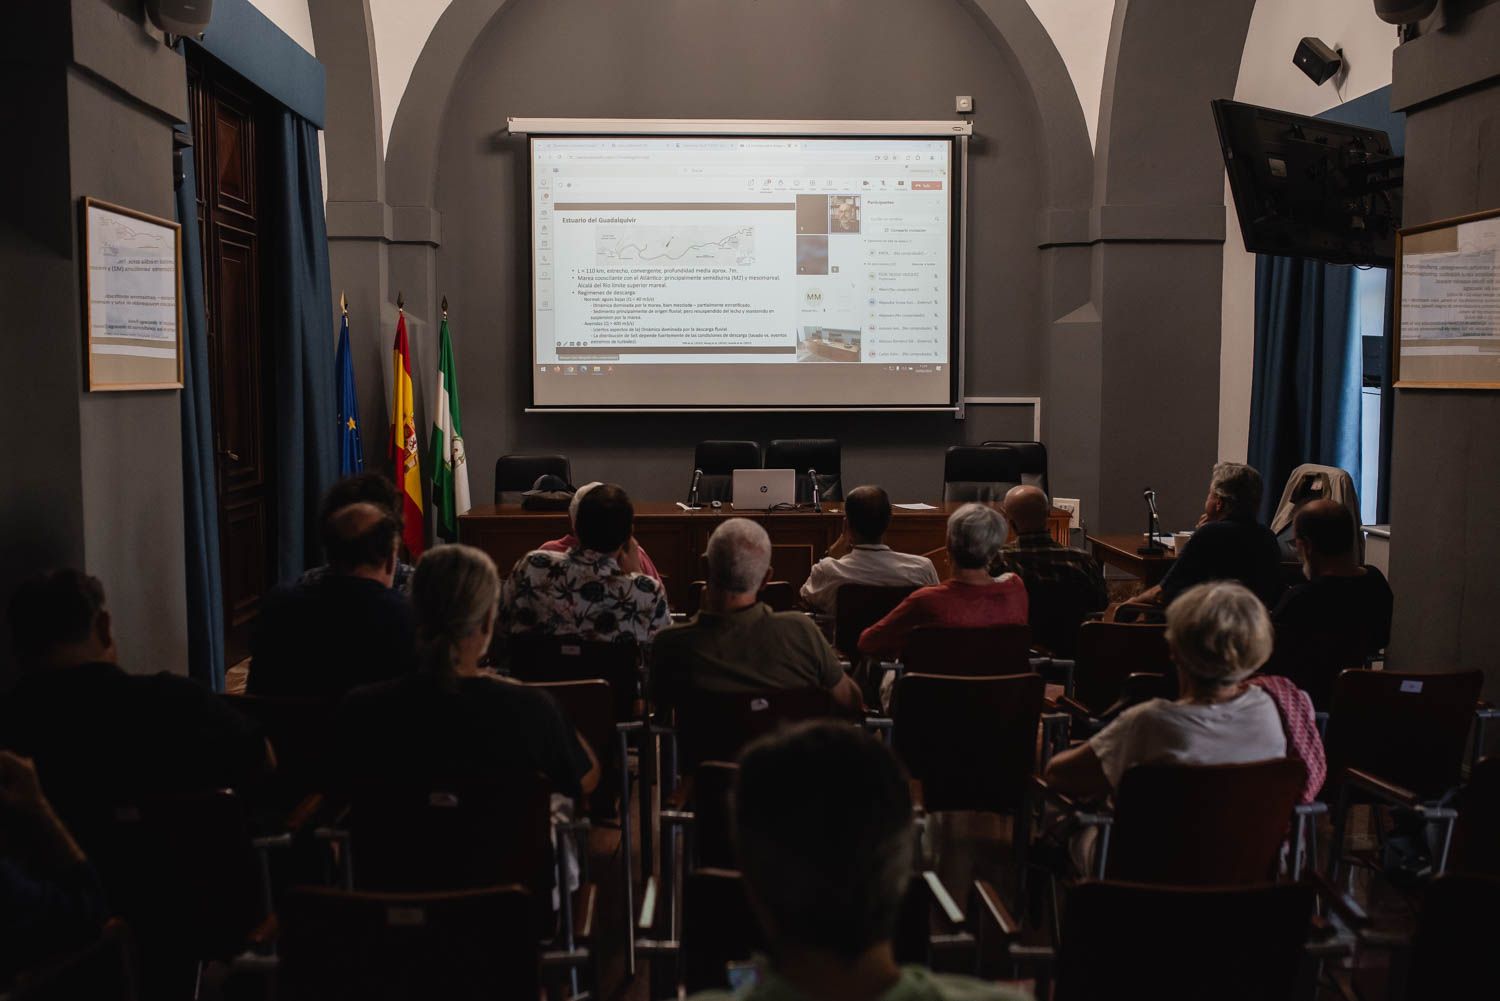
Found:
<box><xmin>762</xmin><ymin>565</ymin><xmax>774</xmax><ymax>588</ymax></box>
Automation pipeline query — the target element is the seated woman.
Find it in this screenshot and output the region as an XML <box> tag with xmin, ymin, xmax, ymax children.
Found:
<box><xmin>336</xmin><ymin>543</ymin><xmax>600</xmax><ymax>801</ymax></box>
<box><xmin>856</xmin><ymin>502</ymin><xmax>1028</xmax><ymax>659</ymax></box>
<box><xmin>1044</xmin><ymin>580</ymin><xmax>1287</xmax><ymax>801</ymax></box>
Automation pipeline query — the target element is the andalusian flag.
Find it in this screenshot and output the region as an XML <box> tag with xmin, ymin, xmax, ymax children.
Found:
<box><xmin>389</xmin><ymin>305</ymin><xmax>424</xmax><ymax>558</ymax></box>
<box><xmin>429</xmin><ymin>305</ymin><xmax>471</xmax><ymax>541</ymax></box>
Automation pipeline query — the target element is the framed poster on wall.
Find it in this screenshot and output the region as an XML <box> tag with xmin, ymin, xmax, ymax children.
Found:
<box><xmin>1394</xmin><ymin>206</ymin><xmax>1500</xmax><ymax>390</ymax></box>
<box><xmin>81</xmin><ymin>197</ymin><xmax>184</xmax><ymax>391</ymax></box>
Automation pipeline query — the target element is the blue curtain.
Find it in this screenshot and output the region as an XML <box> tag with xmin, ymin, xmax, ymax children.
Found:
<box><xmin>1247</xmin><ymin>256</ymin><xmax>1362</xmax><ymax>523</ymax></box>
<box><xmin>174</xmin><ymin>133</ymin><xmax>227</xmax><ymax>691</ymax></box>
<box><xmin>266</xmin><ymin>112</ymin><xmax>338</xmax><ymax>582</ymax></box>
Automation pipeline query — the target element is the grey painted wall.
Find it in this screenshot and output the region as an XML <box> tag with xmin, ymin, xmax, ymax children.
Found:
<box><xmin>425</xmin><ymin>0</ymin><xmax>1051</xmax><ymax>504</ymax></box>
<box><xmin>1387</xmin><ymin>0</ymin><xmax>1500</xmax><ymax>701</ymax></box>
<box><xmin>0</xmin><ymin>1</ymin><xmax>190</xmax><ymax>683</ymax></box>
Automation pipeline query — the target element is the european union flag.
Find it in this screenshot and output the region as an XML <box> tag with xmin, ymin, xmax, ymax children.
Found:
<box><xmin>336</xmin><ymin>310</ymin><xmax>364</xmax><ymax>476</ymax></box>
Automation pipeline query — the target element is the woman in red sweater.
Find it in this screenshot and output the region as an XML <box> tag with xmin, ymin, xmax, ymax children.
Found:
<box><xmin>858</xmin><ymin>502</ymin><xmax>1028</xmax><ymax>658</ymax></box>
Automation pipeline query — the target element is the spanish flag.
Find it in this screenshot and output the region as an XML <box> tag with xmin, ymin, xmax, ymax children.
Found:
<box><xmin>390</xmin><ymin>306</ymin><xmax>425</xmax><ymax>558</ymax></box>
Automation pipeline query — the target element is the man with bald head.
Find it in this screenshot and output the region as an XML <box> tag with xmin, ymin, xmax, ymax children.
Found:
<box><xmin>799</xmin><ymin>485</ymin><xmax>938</xmax><ymax>614</ymax></box>
<box><xmin>994</xmin><ymin>484</ymin><xmax>1107</xmax><ymax>656</ymax></box>
<box><xmin>249</xmin><ymin>501</ymin><xmax>418</xmax><ymax>697</ymax></box>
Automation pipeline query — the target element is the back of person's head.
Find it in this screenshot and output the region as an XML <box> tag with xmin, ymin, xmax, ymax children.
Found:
<box><xmin>322</xmin><ymin>502</ymin><xmax>402</xmax><ymax>574</ymax></box>
<box><xmin>8</xmin><ymin>570</ymin><xmax>111</xmax><ymax>669</ymax></box>
<box><xmin>569</xmin><ymin>481</ymin><xmax>603</xmax><ymax>528</ymax></box>
<box><xmin>574</xmin><ymin>483</ymin><xmax>633</xmax><ymax>554</ymax></box>
<box><xmin>1294</xmin><ymin>499</ymin><xmax>1356</xmax><ymax>559</ymax></box>
<box><xmin>1165</xmin><ymin>581</ymin><xmax>1272</xmax><ymax>688</ymax></box>
<box><xmin>843</xmin><ymin>485</ymin><xmax>892</xmax><ymax>543</ymax></box>
<box><xmin>706</xmin><ymin>519</ymin><xmax>772</xmax><ymax>594</ymax></box>
<box><xmin>733</xmin><ymin>721</ymin><xmax>915</xmax><ymax>960</ymax></box>
<box><xmin>1209</xmin><ymin>462</ymin><xmax>1262</xmax><ymax>519</ymax></box>
<box><xmin>1003</xmin><ymin>484</ymin><xmax>1050</xmax><ymax>535</ymax></box>
<box><xmin>410</xmin><ymin>544</ymin><xmax>500</xmax><ymax>677</ymax></box>
<box><xmin>319</xmin><ymin>473</ymin><xmax>402</xmax><ymax>529</ymax></box>
<box><xmin>946</xmin><ymin>502</ymin><xmax>1008</xmax><ymax>570</ymax></box>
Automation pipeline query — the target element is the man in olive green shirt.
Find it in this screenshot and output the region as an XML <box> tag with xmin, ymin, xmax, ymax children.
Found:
<box><xmin>686</xmin><ymin>722</ymin><xmax>1028</xmax><ymax>1001</ymax></box>
<box><xmin>651</xmin><ymin>519</ymin><xmax>862</xmax><ymax>714</ymax></box>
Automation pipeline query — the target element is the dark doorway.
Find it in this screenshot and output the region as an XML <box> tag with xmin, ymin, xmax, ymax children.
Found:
<box><xmin>186</xmin><ymin>51</ymin><xmax>277</xmax><ymax>667</ymax></box>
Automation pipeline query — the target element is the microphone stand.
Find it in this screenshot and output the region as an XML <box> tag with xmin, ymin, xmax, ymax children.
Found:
<box><xmin>687</xmin><ymin>468</ymin><xmax>703</xmax><ymax>510</ymax></box>
<box><xmin>808</xmin><ymin>468</ymin><xmax>821</xmax><ymax>513</ymax></box>
<box><xmin>1137</xmin><ymin>488</ymin><xmax>1164</xmax><ymax>555</ymax></box>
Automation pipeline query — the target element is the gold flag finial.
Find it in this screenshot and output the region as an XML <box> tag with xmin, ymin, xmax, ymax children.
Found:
<box><xmin>441</xmin><ymin>295</ymin><xmax>449</xmax><ymax>318</ymax></box>
<box><xmin>397</xmin><ymin>291</ymin><xmax>405</xmax><ymax>311</ymax></box>
<box><xmin>340</xmin><ymin>291</ymin><xmax>347</xmax><ymax>316</ymax></box>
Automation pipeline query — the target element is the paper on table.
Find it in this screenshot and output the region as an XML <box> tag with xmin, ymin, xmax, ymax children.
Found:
<box><xmin>893</xmin><ymin>502</ymin><xmax>939</xmax><ymax>511</ymax></box>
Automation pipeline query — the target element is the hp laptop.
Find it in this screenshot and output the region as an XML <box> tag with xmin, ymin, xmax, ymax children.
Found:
<box><xmin>731</xmin><ymin>469</ymin><xmax>797</xmax><ymax>510</ymax></box>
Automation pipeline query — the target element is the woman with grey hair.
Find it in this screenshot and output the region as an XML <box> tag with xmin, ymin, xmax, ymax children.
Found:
<box><xmin>1044</xmin><ymin>580</ymin><xmax>1288</xmax><ymax>800</ymax></box>
<box><xmin>857</xmin><ymin>502</ymin><xmax>1027</xmax><ymax>658</ymax></box>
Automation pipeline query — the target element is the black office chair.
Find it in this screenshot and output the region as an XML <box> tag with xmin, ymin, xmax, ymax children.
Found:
<box><xmin>943</xmin><ymin>445</ymin><xmax>1020</xmax><ymax>502</ymax></box>
<box><xmin>493</xmin><ymin>454</ymin><xmax>571</xmax><ymax>504</ymax></box>
<box><xmin>693</xmin><ymin>440</ymin><xmax>760</xmax><ymax>504</ymax></box>
<box><xmin>764</xmin><ymin>438</ymin><xmax>842</xmax><ymax>502</ymax></box>
<box><xmin>982</xmin><ymin>440</ymin><xmax>1049</xmax><ymax>496</ymax></box>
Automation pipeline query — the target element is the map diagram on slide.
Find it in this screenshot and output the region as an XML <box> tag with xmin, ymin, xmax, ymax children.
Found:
<box><xmin>596</xmin><ymin>225</ymin><xmax>756</xmax><ymax>267</ymax></box>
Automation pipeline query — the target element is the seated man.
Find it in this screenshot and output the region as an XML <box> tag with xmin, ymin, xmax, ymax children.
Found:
<box><xmin>1132</xmin><ymin>462</ymin><xmax>1284</xmax><ymax>610</ymax></box>
<box><xmin>687</xmin><ymin>721</ymin><xmax>1025</xmax><ymax>1001</ymax></box>
<box><xmin>1044</xmin><ymin>581</ymin><xmax>1288</xmax><ymax>801</ymax></box>
<box><xmin>994</xmin><ymin>484</ymin><xmax>1107</xmax><ymax>656</ymax></box>
<box><xmin>1270</xmin><ymin>499</ymin><xmax>1393</xmax><ymax>665</ymax></box>
<box><xmin>857</xmin><ymin>503</ymin><xmax>1027</xmax><ymax>659</ymax></box>
<box><xmin>299</xmin><ymin>473</ymin><xmax>416</xmax><ymax>591</ymax></box>
<box><xmin>652</xmin><ymin>519</ymin><xmax>862</xmax><ymax>713</ymax></box>
<box><xmin>0</xmin><ymin>571</ymin><xmax>270</xmax><ymax>832</ymax></box>
<box><xmin>500</xmin><ymin>483</ymin><xmax>670</xmax><ymax>645</ymax></box>
<box><xmin>798</xmin><ymin>485</ymin><xmax>938</xmax><ymax>614</ymax></box>
<box><xmin>538</xmin><ymin>481</ymin><xmax>662</xmax><ymax>581</ymax></box>
<box><xmin>249</xmin><ymin>502</ymin><xmax>418</xmax><ymax>698</ymax></box>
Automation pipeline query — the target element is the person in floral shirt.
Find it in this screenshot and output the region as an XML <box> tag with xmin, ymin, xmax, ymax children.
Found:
<box><xmin>499</xmin><ymin>483</ymin><xmax>671</xmax><ymax>645</ymax></box>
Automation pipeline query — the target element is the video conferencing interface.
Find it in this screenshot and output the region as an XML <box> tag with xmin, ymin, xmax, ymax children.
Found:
<box><xmin>530</xmin><ymin>136</ymin><xmax>957</xmax><ymax>408</ymax></box>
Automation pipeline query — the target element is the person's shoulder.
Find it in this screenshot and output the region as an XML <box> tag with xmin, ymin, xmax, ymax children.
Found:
<box><xmin>766</xmin><ymin>609</ymin><xmax>824</xmax><ymax>635</ymax></box>
<box><xmin>1361</xmin><ymin>564</ymin><xmax>1393</xmax><ymax>592</ymax></box>
<box><xmin>514</xmin><ymin>549</ymin><xmax>567</xmax><ymax>575</ymax></box>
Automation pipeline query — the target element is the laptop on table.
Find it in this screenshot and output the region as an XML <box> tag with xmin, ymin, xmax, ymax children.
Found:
<box><xmin>731</xmin><ymin>469</ymin><xmax>796</xmax><ymax>510</ymax></box>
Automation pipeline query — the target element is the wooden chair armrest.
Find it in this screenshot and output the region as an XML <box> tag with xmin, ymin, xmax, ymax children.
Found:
<box><xmin>1030</xmin><ymin>774</ymin><xmax>1076</xmax><ymax>812</ymax></box>
<box><xmin>282</xmin><ymin>792</ymin><xmax>325</xmax><ymax>835</ymax></box>
<box><xmin>573</xmin><ymin>882</ymin><xmax>597</xmax><ymax>943</ymax></box>
<box><xmin>970</xmin><ymin>879</ymin><xmax>1020</xmax><ymax>939</ymax></box>
<box><xmin>1342</xmin><ymin>767</ymin><xmax>1421</xmax><ymax>809</ymax></box>
<box><xmin>247</xmin><ymin>913</ymin><xmax>279</xmax><ymax>950</ymax></box>
<box><xmin>921</xmin><ymin>870</ymin><xmax>965</xmax><ymax>932</ymax></box>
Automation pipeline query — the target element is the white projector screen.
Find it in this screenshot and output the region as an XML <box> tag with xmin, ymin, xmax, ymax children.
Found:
<box><xmin>528</xmin><ymin>133</ymin><xmax>961</xmax><ymax>410</ymax></box>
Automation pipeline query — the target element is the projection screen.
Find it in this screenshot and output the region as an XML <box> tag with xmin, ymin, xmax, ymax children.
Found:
<box><xmin>517</xmin><ymin>119</ymin><xmax>970</xmax><ymax>411</ymax></box>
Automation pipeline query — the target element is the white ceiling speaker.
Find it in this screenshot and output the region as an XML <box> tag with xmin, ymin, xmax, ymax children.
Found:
<box><xmin>1373</xmin><ymin>0</ymin><xmax>1439</xmax><ymax>24</ymax></box>
<box><xmin>146</xmin><ymin>0</ymin><xmax>214</xmax><ymax>36</ymax></box>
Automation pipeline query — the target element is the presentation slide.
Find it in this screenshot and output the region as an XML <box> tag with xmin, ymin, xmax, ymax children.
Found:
<box><xmin>530</xmin><ymin>136</ymin><xmax>956</xmax><ymax>408</ymax></box>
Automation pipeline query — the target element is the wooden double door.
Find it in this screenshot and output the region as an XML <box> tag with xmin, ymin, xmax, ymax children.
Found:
<box><xmin>186</xmin><ymin>52</ymin><xmax>277</xmax><ymax>666</ymax></box>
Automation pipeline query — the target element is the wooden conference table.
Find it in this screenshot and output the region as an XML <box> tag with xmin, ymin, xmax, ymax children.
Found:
<box><xmin>460</xmin><ymin>500</ymin><xmax>1071</xmax><ymax>610</ymax></box>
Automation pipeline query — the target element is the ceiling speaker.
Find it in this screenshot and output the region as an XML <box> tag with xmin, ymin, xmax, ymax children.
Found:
<box><xmin>1373</xmin><ymin>0</ymin><xmax>1438</xmax><ymax>23</ymax></box>
<box><xmin>146</xmin><ymin>0</ymin><xmax>213</xmax><ymax>35</ymax></box>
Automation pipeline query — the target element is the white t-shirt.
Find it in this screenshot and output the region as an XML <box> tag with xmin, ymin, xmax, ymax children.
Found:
<box><xmin>799</xmin><ymin>544</ymin><xmax>940</xmax><ymax>613</ymax></box>
<box><xmin>1087</xmin><ymin>687</ymin><xmax>1288</xmax><ymax>789</ymax></box>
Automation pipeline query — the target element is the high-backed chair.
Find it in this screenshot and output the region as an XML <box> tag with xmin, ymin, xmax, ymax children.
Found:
<box><xmin>1065</xmin><ymin>621</ymin><xmax>1174</xmax><ymax>721</ymax></box>
<box><xmin>833</xmin><ymin>583</ymin><xmax>918</xmax><ymax>659</ymax></box>
<box><xmin>764</xmin><ymin>439</ymin><xmax>842</xmax><ymax>502</ymax></box>
<box><xmin>1267</xmin><ymin>463</ymin><xmax>1362</xmax><ymax>560</ymax></box>
<box><xmin>669</xmin><ymin>687</ymin><xmax>840</xmax><ymax>775</ymax></box>
<box><xmin>277</xmin><ymin>886</ymin><xmax>540</xmax><ymax>1001</ymax></box>
<box><xmin>943</xmin><ymin>445</ymin><xmax>1020</xmax><ymax>502</ymax></box>
<box><xmin>981</xmin><ymin>440</ymin><xmax>1049</xmax><ymax>496</ymax></box>
<box><xmin>493</xmin><ymin>454</ymin><xmax>571</xmax><ymax>504</ymax></box>
<box><xmin>693</xmin><ymin>440</ymin><xmax>760</xmax><ymax>504</ymax></box>
<box><xmin>1261</xmin><ymin>622</ymin><xmax>1372</xmax><ymax>712</ymax></box>
<box><xmin>682</xmin><ymin>580</ymin><xmax>798</xmax><ymax>616</ymax></box>
<box><xmin>900</xmin><ymin>625</ymin><xmax>1033</xmax><ymax>677</ymax></box>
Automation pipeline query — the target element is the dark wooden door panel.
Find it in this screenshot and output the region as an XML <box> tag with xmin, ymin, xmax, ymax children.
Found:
<box><xmin>188</xmin><ymin>53</ymin><xmax>274</xmax><ymax>668</ymax></box>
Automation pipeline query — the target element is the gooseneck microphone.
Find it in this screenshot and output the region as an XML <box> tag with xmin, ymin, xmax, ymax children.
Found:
<box><xmin>1138</xmin><ymin>487</ymin><xmax>1164</xmax><ymax>555</ymax></box>
<box><xmin>808</xmin><ymin>468</ymin><xmax>821</xmax><ymax>513</ymax></box>
<box><xmin>687</xmin><ymin>468</ymin><xmax>703</xmax><ymax>509</ymax></box>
